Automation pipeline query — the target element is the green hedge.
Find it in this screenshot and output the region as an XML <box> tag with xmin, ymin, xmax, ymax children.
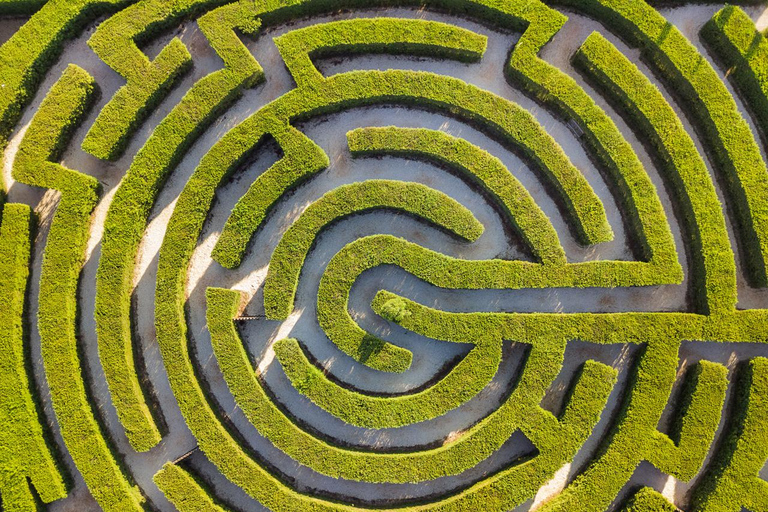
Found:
<box><xmin>12</xmin><ymin>64</ymin><xmax>144</xmax><ymax>512</ymax></box>
<box><xmin>273</xmin><ymin>17</ymin><xmax>487</xmax><ymax>87</ymax></box>
<box><xmin>155</xmin><ymin>93</ymin><xmax>613</xmax><ymax>509</ymax></box>
<box><xmin>691</xmin><ymin>357</ymin><xmax>768</xmax><ymax>512</ymax></box>
<box><xmin>0</xmin><ymin>0</ymin><xmax>47</xmax><ymax>15</ymax></box>
<box><xmin>347</xmin><ymin>127</ymin><xmax>566</xmax><ymax>265</ymax></box>
<box><xmin>263</xmin><ymin>178</ymin><xmax>482</xmax><ymax>372</ymax></box>
<box><xmin>573</xmin><ymin>31</ymin><xmax>736</xmax><ymax>314</ymax></box>
<box><xmin>505</xmin><ymin>3</ymin><xmax>678</xmax><ymax>271</ymax></box>
<box><xmin>0</xmin><ymin>0</ymin><xmax>128</xmax><ymax>155</ymax></box>
<box><xmin>0</xmin><ymin>202</ymin><xmax>68</xmax><ymax>509</ymax></box>
<box><xmin>207</xmin><ymin>286</ymin><xmax>616</xmax><ymax>484</ymax></box>
<box><xmin>702</xmin><ymin>6</ymin><xmax>768</xmax><ymax>165</ymax></box>
<box><xmin>558</xmin><ymin>0</ymin><xmax>768</xmax><ymax>288</ymax></box>
<box><xmin>154</xmin><ymin>463</ymin><xmax>228</xmax><ymax>512</ymax></box>
<box><xmin>274</xmin><ymin>336</ymin><xmax>500</xmax><ymax>428</ymax></box>
<box><xmin>211</xmin><ymin>18</ymin><xmax>612</xmax><ymax>270</ymax></box>
<box><xmin>620</xmin><ymin>487</ymin><xmax>679</xmax><ymax>511</ymax></box>
<box><xmin>94</xmin><ymin>0</ymin><xmax>263</xmax><ymax>453</ymax></box>
<box><xmin>81</xmin><ymin>0</ymin><xmax>235</xmax><ymax>160</ymax></box>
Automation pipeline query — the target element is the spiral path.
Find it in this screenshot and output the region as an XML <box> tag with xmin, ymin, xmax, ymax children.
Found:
<box><xmin>2</xmin><ymin>0</ymin><xmax>768</xmax><ymax>510</ymax></box>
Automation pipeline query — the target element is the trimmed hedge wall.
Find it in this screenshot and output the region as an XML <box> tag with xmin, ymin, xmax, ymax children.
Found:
<box><xmin>81</xmin><ymin>0</ymin><xmax>235</xmax><ymax>160</ymax></box>
<box><xmin>273</xmin><ymin>17</ymin><xmax>487</xmax><ymax>87</ymax></box>
<box><xmin>621</xmin><ymin>487</ymin><xmax>679</xmax><ymax>512</ymax></box>
<box><xmin>264</xmin><ymin>178</ymin><xmax>484</xmax><ymax>318</ymax></box>
<box><xmin>558</xmin><ymin>0</ymin><xmax>768</xmax><ymax>288</ymax></box>
<box><xmin>573</xmin><ymin>31</ymin><xmax>736</xmax><ymax>314</ymax></box>
<box><xmin>691</xmin><ymin>357</ymin><xmax>768</xmax><ymax>512</ymax></box>
<box><xmin>0</xmin><ymin>202</ymin><xmax>68</xmax><ymax>509</ymax></box>
<box><xmin>211</xmin><ymin>18</ymin><xmax>613</xmax><ymax>271</ymax></box>
<box><xmin>154</xmin><ymin>463</ymin><xmax>228</xmax><ymax>512</ymax></box>
<box><xmin>0</xmin><ymin>0</ymin><xmax>129</xmax><ymax>154</ymax></box>
<box><xmin>702</xmin><ymin>6</ymin><xmax>768</xmax><ymax>161</ymax></box>
<box><xmin>12</xmin><ymin>64</ymin><xmax>144</xmax><ymax>511</ymax></box>
<box><xmin>207</xmin><ymin>286</ymin><xmax>616</xmax><ymax>484</ymax></box>
<box><xmin>505</xmin><ymin>2</ymin><xmax>678</xmax><ymax>272</ymax></box>
<box><xmin>94</xmin><ymin>0</ymin><xmax>263</xmax><ymax>452</ymax></box>
<box><xmin>347</xmin><ymin>127</ymin><xmax>566</xmax><ymax>265</ymax></box>
<box><xmin>0</xmin><ymin>0</ymin><xmax>47</xmax><ymax>15</ymax></box>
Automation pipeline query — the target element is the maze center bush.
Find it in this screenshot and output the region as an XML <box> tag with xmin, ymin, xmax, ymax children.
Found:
<box><xmin>2</xmin><ymin>1</ymin><xmax>768</xmax><ymax>511</ymax></box>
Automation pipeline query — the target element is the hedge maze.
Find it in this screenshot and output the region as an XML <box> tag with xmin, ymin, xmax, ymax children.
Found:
<box><xmin>3</xmin><ymin>0</ymin><xmax>768</xmax><ymax>510</ymax></box>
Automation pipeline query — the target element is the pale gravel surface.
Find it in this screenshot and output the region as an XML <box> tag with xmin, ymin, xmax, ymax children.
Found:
<box><xmin>2</xmin><ymin>4</ymin><xmax>768</xmax><ymax>511</ymax></box>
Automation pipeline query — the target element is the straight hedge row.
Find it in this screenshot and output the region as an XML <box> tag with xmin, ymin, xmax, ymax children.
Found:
<box><xmin>573</xmin><ymin>32</ymin><xmax>736</xmax><ymax>314</ymax></box>
<box><xmin>0</xmin><ymin>202</ymin><xmax>68</xmax><ymax>510</ymax></box>
<box><xmin>94</xmin><ymin>0</ymin><xmax>263</xmax><ymax>452</ymax></box>
<box><xmin>559</xmin><ymin>0</ymin><xmax>768</xmax><ymax>288</ymax></box>
<box><xmin>81</xmin><ymin>0</ymin><xmax>235</xmax><ymax>160</ymax></box>
<box><xmin>12</xmin><ymin>64</ymin><xmax>144</xmax><ymax>512</ymax></box>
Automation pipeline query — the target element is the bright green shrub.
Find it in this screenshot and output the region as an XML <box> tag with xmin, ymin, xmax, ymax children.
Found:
<box><xmin>691</xmin><ymin>357</ymin><xmax>768</xmax><ymax>512</ymax></box>
<box><xmin>621</xmin><ymin>487</ymin><xmax>679</xmax><ymax>511</ymax></box>
<box><xmin>211</xmin><ymin>18</ymin><xmax>613</xmax><ymax>270</ymax></box>
<box><xmin>262</xmin><ymin>178</ymin><xmax>482</xmax><ymax>371</ymax></box>
<box><xmin>0</xmin><ymin>0</ymin><xmax>47</xmax><ymax>14</ymax></box>
<box><xmin>702</xmin><ymin>6</ymin><xmax>768</xmax><ymax>154</ymax></box>
<box><xmin>347</xmin><ymin>127</ymin><xmax>566</xmax><ymax>265</ymax></box>
<box><xmin>274</xmin><ymin>336</ymin><xmax>501</xmax><ymax>428</ymax></box>
<box><xmin>0</xmin><ymin>202</ymin><xmax>68</xmax><ymax>509</ymax></box>
<box><xmin>207</xmin><ymin>286</ymin><xmax>615</xmax><ymax>484</ymax></box>
<box><xmin>12</xmin><ymin>64</ymin><xmax>144</xmax><ymax>512</ymax></box>
<box><xmin>505</xmin><ymin>4</ymin><xmax>677</xmax><ymax>270</ymax></box>
<box><xmin>94</xmin><ymin>0</ymin><xmax>263</xmax><ymax>452</ymax></box>
<box><xmin>273</xmin><ymin>17</ymin><xmax>487</xmax><ymax>87</ymax></box>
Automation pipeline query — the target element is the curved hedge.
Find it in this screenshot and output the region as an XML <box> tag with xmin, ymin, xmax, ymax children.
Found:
<box><xmin>0</xmin><ymin>0</ymin><xmax>128</xmax><ymax>153</ymax></box>
<box><xmin>94</xmin><ymin>0</ymin><xmax>263</xmax><ymax>452</ymax></box>
<box><xmin>81</xmin><ymin>0</ymin><xmax>238</xmax><ymax>160</ymax></box>
<box><xmin>558</xmin><ymin>0</ymin><xmax>768</xmax><ymax>288</ymax></box>
<box><xmin>0</xmin><ymin>202</ymin><xmax>67</xmax><ymax>509</ymax></box>
<box><xmin>12</xmin><ymin>64</ymin><xmax>144</xmax><ymax>511</ymax></box>
<box><xmin>347</xmin><ymin>127</ymin><xmax>566</xmax><ymax>265</ymax></box>
<box><xmin>691</xmin><ymin>357</ymin><xmax>768</xmax><ymax>512</ymax></box>
<box><xmin>573</xmin><ymin>31</ymin><xmax>735</xmax><ymax>314</ymax></box>
<box><xmin>154</xmin><ymin>463</ymin><xmax>228</xmax><ymax>512</ymax></box>
<box><xmin>273</xmin><ymin>17</ymin><xmax>487</xmax><ymax>87</ymax></box>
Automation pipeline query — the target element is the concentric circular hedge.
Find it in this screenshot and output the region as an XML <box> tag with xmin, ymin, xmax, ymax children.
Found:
<box><xmin>2</xmin><ymin>0</ymin><xmax>768</xmax><ymax>511</ymax></box>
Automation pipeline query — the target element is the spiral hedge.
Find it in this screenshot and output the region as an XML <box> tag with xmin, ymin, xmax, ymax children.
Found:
<box><xmin>2</xmin><ymin>0</ymin><xmax>768</xmax><ymax>510</ymax></box>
